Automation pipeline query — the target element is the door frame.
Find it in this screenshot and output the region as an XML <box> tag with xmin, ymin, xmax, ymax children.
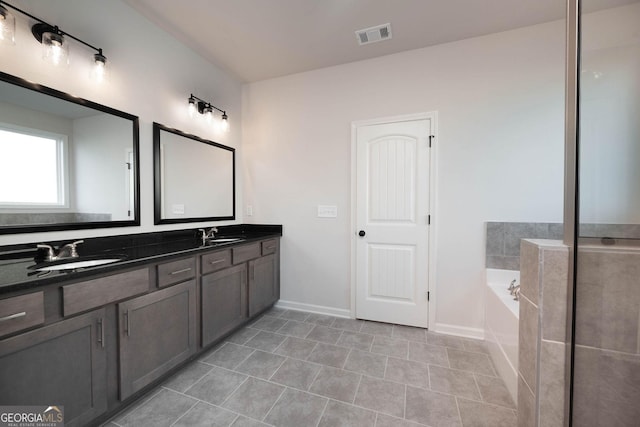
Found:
<box><xmin>350</xmin><ymin>112</ymin><xmax>438</xmax><ymax>329</ymax></box>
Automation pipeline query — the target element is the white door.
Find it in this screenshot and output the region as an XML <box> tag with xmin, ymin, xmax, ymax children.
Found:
<box><xmin>355</xmin><ymin>118</ymin><xmax>431</xmax><ymax>327</ymax></box>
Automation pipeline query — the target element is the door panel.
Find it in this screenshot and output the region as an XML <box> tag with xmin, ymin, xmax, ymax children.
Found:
<box><xmin>356</xmin><ymin>118</ymin><xmax>431</xmax><ymax>327</ymax></box>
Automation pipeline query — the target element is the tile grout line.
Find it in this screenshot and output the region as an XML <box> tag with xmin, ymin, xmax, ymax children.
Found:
<box><xmin>260</xmin><ymin>386</ymin><xmax>288</xmax><ymax>423</ymax></box>
<box><xmin>351</xmin><ymin>374</ymin><xmax>364</xmax><ymax>405</ymax></box>
<box><xmin>168</xmin><ymin>399</ymin><xmax>199</xmax><ymax>427</ymax></box>
<box><xmin>266</xmin><ymin>354</ymin><xmax>289</xmax><ymax>382</ymax></box>
<box><xmin>471</xmin><ymin>373</ymin><xmax>483</xmax><ymax>402</ymax></box>
<box><xmin>314</xmin><ymin>398</ymin><xmax>330</xmax><ymax>427</ymax></box>
<box><xmin>219</xmin><ymin>376</ymin><xmax>250</xmax><ymax>407</ymax></box>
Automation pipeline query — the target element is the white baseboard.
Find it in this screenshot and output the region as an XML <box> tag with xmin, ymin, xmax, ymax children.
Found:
<box><xmin>274</xmin><ymin>300</ymin><xmax>351</xmax><ymax>318</ymax></box>
<box><xmin>431</xmin><ymin>322</ymin><xmax>485</xmax><ymax>339</ymax></box>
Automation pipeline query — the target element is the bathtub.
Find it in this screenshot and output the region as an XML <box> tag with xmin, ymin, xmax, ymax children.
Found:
<box><xmin>484</xmin><ymin>268</ymin><xmax>520</xmax><ymax>403</ymax></box>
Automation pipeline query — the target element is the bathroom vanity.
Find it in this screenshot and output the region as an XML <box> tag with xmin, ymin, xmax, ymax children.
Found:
<box><xmin>0</xmin><ymin>225</ymin><xmax>281</xmax><ymax>426</ymax></box>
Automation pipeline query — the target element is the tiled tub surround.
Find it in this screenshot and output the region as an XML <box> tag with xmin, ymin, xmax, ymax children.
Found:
<box><xmin>105</xmin><ymin>308</ymin><xmax>517</xmax><ymax>427</ymax></box>
<box><xmin>572</xmin><ymin>244</ymin><xmax>640</xmax><ymax>426</ymax></box>
<box><xmin>485</xmin><ymin>269</ymin><xmax>520</xmax><ymax>403</ymax></box>
<box><xmin>485</xmin><ymin>222</ymin><xmax>564</xmax><ymax>270</ymax></box>
<box><xmin>517</xmin><ymin>239</ymin><xmax>569</xmax><ymax>427</ymax></box>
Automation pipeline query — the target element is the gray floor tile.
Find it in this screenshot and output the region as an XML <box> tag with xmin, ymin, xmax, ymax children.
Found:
<box><xmin>202</xmin><ymin>342</ymin><xmax>255</xmax><ymax>370</ymax></box>
<box><xmin>375</xmin><ymin>413</ymin><xmax>426</xmax><ymax>427</ymax></box>
<box><xmin>222</xmin><ymin>377</ymin><xmax>285</xmax><ymax>420</ymax></box>
<box><xmin>263</xmin><ymin>388</ymin><xmax>327</xmax><ymax>427</ymax></box>
<box><xmin>184</xmin><ymin>367</ymin><xmax>248</xmax><ymax>405</ymax></box>
<box><xmin>250</xmin><ymin>316</ymin><xmax>288</xmax><ymax>332</ymax></box>
<box><xmin>461</xmin><ymin>338</ymin><xmax>491</xmax><ymax>354</ymax></box>
<box><xmin>307</xmin><ymin>343</ymin><xmax>351</xmax><ymax>368</ymax></box>
<box><xmin>111</xmin><ymin>388</ymin><xmax>163</xmax><ymax>424</ymax></box>
<box><xmin>392</xmin><ymin>325</ymin><xmax>427</xmax><ymax>342</ymax></box>
<box><xmin>337</xmin><ymin>331</ymin><xmax>375</xmax><ymax>351</ymax></box>
<box><xmin>279</xmin><ymin>309</ymin><xmax>311</xmax><ymax>322</ymax></box>
<box><xmin>447</xmin><ymin>348</ymin><xmax>497</xmax><ymax>376</ymax></box>
<box><xmin>427</xmin><ymin>331</ymin><xmax>465</xmax><ymax>349</ymax></box>
<box><xmin>263</xmin><ymin>307</ymin><xmax>287</xmax><ymax>317</ymax></box>
<box><xmin>270</xmin><ymin>358</ymin><xmax>322</xmax><ymax>390</ymax></box>
<box><xmin>457</xmin><ymin>398</ymin><xmax>518</xmax><ymax>427</ymax></box>
<box><xmin>475</xmin><ymin>374</ymin><xmax>516</xmax><ymax>409</ymax></box>
<box><xmin>353</xmin><ymin>375</ymin><xmax>405</xmax><ymax>418</ymax></box>
<box><xmin>331</xmin><ymin>318</ymin><xmax>365</xmax><ymax>332</ymax></box>
<box><xmin>234</xmin><ymin>350</ymin><xmax>286</xmax><ymax>379</ymax></box>
<box><xmin>172</xmin><ymin>402</ymin><xmax>237</xmax><ymax>427</ymax></box>
<box><xmin>163</xmin><ymin>361</ymin><xmax>213</xmax><ymax>393</ymax></box>
<box><xmin>360</xmin><ymin>321</ymin><xmax>394</xmax><ymax>337</ymax></box>
<box><xmin>244</xmin><ymin>331</ymin><xmax>286</xmax><ymax>352</ymax></box>
<box><xmin>118</xmin><ymin>389</ymin><xmax>197</xmax><ymax>427</ymax></box>
<box><xmin>309</xmin><ymin>365</ymin><xmax>361</xmax><ymax>402</ymax></box>
<box><xmin>231</xmin><ymin>416</ymin><xmax>269</xmax><ymax>427</ymax></box>
<box><xmin>318</xmin><ymin>400</ymin><xmax>377</xmax><ymax>427</ymax></box>
<box><xmin>276</xmin><ymin>320</ymin><xmax>315</xmax><ymax>338</ymax></box>
<box><xmin>226</xmin><ymin>327</ymin><xmax>260</xmax><ymax>345</ymax></box>
<box><xmin>408</xmin><ymin>341</ymin><xmax>449</xmax><ymax>367</ymax></box>
<box><xmin>305</xmin><ymin>313</ymin><xmax>338</xmax><ymax>326</ymax></box>
<box><xmin>428</xmin><ymin>365</ymin><xmax>481</xmax><ymax>400</ymax></box>
<box><xmin>343</xmin><ymin>349</ymin><xmax>387</xmax><ymax>378</ymax></box>
<box><xmin>306</xmin><ymin>325</ymin><xmax>343</xmax><ymax>344</ymax></box>
<box><xmin>405</xmin><ymin>386</ymin><xmax>462</xmax><ymax>427</ymax></box>
<box><xmin>274</xmin><ymin>337</ymin><xmax>318</xmax><ymax>359</ymax></box>
<box><xmin>384</xmin><ymin>357</ymin><xmax>429</xmax><ymax>389</ymax></box>
<box><xmin>370</xmin><ymin>336</ymin><xmax>409</xmax><ymax>359</ymax></box>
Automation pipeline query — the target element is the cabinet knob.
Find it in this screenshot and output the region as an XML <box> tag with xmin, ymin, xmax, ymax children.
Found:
<box><xmin>358</xmin><ymin>230</ymin><xmax>366</xmax><ymax>237</ymax></box>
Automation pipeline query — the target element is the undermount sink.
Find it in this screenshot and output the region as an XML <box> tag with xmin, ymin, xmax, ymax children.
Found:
<box><xmin>209</xmin><ymin>238</ymin><xmax>243</xmax><ymax>243</ymax></box>
<box><xmin>30</xmin><ymin>256</ymin><xmax>125</xmax><ymax>272</ymax></box>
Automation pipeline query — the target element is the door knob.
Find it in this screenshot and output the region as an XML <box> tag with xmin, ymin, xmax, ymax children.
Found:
<box><xmin>358</xmin><ymin>230</ymin><xmax>366</xmax><ymax>237</ymax></box>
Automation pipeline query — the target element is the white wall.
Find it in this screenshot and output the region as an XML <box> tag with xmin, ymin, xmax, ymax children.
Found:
<box><xmin>0</xmin><ymin>0</ymin><xmax>243</xmax><ymax>245</ymax></box>
<box><xmin>242</xmin><ymin>18</ymin><xmax>568</xmax><ymax>333</ymax></box>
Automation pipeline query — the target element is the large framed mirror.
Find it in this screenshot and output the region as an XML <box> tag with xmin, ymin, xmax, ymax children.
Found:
<box><xmin>153</xmin><ymin>123</ymin><xmax>235</xmax><ymax>224</ymax></box>
<box><xmin>0</xmin><ymin>72</ymin><xmax>140</xmax><ymax>234</ymax></box>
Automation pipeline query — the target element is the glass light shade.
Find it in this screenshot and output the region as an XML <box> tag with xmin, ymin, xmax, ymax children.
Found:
<box><xmin>0</xmin><ymin>7</ymin><xmax>15</xmax><ymax>44</ymax></box>
<box><xmin>188</xmin><ymin>98</ymin><xmax>196</xmax><ymax>118</ymax></box>
<box><xmin>42</xmin><ymin>32</ymin><xmax>69</xmax><ymax>67</ymax></box>
<box><xmin>204</xmin><ymin>107</ymin><xmax>213</xmax><ymax>123</ymax></box>
<box><xmin>220</xmin><ymin>115</ymin><xmax>229</xmax><ymax>133</ymax></box>
<box><xmin>91</xmin><ymin>53</ymin><xmax>109</xmax><ymax>83</ymax></box>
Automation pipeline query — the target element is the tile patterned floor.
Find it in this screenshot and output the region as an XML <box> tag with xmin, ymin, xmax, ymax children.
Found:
<box><xmin>104</xmin><ymin>308</ymin><xmax>517</xmax><ymax>427</ymax></box>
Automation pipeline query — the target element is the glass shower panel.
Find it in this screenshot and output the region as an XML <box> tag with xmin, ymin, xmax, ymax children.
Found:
<box><xmin>572</xmin><ymin>1</ymin><xmax>640</xmax><ymax>425</ymax></box>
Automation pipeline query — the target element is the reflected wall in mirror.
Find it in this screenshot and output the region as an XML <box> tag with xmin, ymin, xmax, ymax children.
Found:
<box><xmin>0</xmin><ymin>72</ymin><xmax>140</xmax><ymax>234</ymax></box>
<box><xmin>153</xmin><ymin>123</ymin><xmax>235</xmax><ymax>224</ymax></box>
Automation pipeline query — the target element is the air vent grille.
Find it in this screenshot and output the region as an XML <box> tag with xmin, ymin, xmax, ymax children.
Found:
<box><xmin>355</xmin><ymin>23</ymin><xmax>392</xmax><ymax>46</ymax></box>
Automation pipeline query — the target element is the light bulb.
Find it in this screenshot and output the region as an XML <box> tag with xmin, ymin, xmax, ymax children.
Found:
<box><xmin>204</xmin><ymin>107</ymin><xmax>213</xmax><ymax>123</ymax></box>
<box><xmin>91</xmin><ymin>52</ymin><xmax>108</xmax><ymax>83</ymax></box>
<box><xmin>188</xmin><ymin>97</ymin><xmax>196</xmax><ymax>118</ymax></box>
<box><xmin>220</xmin><ymin>113</ymin><xmax>229</xmax><ymax>132</ymax></box>
<box><xmin>0</xmin><ymin>7</ymin><xmax>16</xmax><ymax>44</ymax></box>
<box><xmin>42</xmin><ymin>32</ymin><xmax>68</xmax><ymax>67</ymax></box>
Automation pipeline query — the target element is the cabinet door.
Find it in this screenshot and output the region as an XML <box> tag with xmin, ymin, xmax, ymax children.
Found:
<box><xmin>248</xmin><ymin>254</ymin><xmax>279</xmax><ymax>317</ymax></box>
<box><xmin>202</xmin><ymin>264</ymin><xmax>248</xmax><ymax>347</ymax></box>
<box><xmin>0</xmin><ymin>309</ymin><xmax>107</xmax><ymax>427</ymax></box>
<box><xmin>118</xmin><ymin>280</ymin><xmax>196</xmax><ymax>400</ymax></box>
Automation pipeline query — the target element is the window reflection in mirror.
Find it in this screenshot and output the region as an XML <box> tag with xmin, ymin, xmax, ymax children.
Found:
<box><xmin>0</xmin><ymin>72</ymin><xmax>140</xmax><ymax>234</ymax></box>
<box><xmin>153</xmin><ymin>123</ymin><xmax>235</xmax><ymax>224</ymax></box>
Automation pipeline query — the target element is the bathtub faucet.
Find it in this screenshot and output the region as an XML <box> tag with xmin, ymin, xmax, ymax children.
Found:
<box><xmin>510</xmin><ymin>285</ymin><xmax>521</xmax><ymax>301</ymax></box>
<box><xmin>507</xmin><ymin>279</ymin><xmax>517</xmax><ymax>292</ymax></box>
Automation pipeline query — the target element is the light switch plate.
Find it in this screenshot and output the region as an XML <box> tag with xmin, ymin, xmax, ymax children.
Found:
<box><xmin>317</xmin><ymin>205</ymin><xmax>338</xmax><ymax>218</ymax></box>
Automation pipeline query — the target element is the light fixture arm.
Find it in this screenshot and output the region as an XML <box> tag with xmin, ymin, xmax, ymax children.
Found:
<box><xmin>0</xmin><ymin>0</ymin><xmax>104</xmax><ymax>56</ymax></box>
<box><xmin>189</xmin><ymin>94</ymin><xmax>226</xmax><ymax>115</ymax></box>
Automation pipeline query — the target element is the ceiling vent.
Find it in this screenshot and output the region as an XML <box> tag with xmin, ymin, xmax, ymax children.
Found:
<box><xmin>355</xmin><ymin>23</ymin><xmax>392</xmax><ymax>46</ymax></box>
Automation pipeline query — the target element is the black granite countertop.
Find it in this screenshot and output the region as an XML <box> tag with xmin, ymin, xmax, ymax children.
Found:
<box><xmin>0</xmin><ymin>224</ymin><xmax>282</xmax><ymax>295</ymax></box>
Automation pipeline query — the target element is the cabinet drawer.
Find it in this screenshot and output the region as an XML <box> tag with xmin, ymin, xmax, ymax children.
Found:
<box><xmin>232</xmin><ymin>243</ymin><xmax>261</xmax><ymax>264</ymax></box>
<box><xmin>157</xmin><ymin>257</ymin><xmax>196</xmax><ymax>288</ymax></box>
<box><xmin>261</xmin><ymin>239</ymin><xmax>278</xmax><ymax>255</ymax></box>
<box><xmin>201</xmin><ymin>249</ymin><xmax>232</xmax><ymax>275</ymax></box>
<box><xmin>63</xmin><ymin>269</ymin><xmax>149</xmax><ymax>316</ymax></box>
<box><xmin>0</xmin><ymin>292</ymin><xmax>44</xmax><ymax>337</ymax></box>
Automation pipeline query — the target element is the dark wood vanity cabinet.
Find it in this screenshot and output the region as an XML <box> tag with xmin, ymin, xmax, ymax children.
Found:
<box><xmin>201</xmin><ymin>264</ymin><xmax>248</xmax><ymax>347</ymax></box>
<box><xmin>249</xmin><ymin>239</ymin><xmax>280</xmax><ymax>316</ymax></box>
<box><xmin>118</xmin><ymin>279</ymin><xmax>197</xmax><ymax>400</ymax></box>
<box><xmin>0</xmin><ymin>308</ymin><xmax>107</xmax><ymax>427</ymax></box>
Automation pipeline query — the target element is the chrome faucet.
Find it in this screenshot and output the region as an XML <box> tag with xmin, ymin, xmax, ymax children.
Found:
<box><xmin>507</xmin><ymin>279</ymin><xmax>517</xmax><ymax>292</ymax></box>
<box><xmin>513</xmin><ymin>286</ymin><xmax>521</xmax><ymax>301</ymax></box>
<box><xmin>37</xmin><ymin>240</ymin><xmax>84</xmax><ymax>262</ymax></box>
<box><xmin>198</xmin><ymin>228</ymin><xmax>218</xmax><ymax>245</ymax></box>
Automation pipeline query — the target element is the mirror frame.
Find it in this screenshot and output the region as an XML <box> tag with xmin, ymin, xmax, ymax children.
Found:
<box><xmin>153</xmin><ymin>122</ymin><xmax>236</xmax><ymax>224</ymax></box>
<box><xmin>0</xmin><ymin>71</ymin><xmax>141</xmax><ymax>235</ymax></box>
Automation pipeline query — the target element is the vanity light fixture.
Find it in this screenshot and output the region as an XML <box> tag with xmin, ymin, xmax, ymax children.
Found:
<box><xmin>0</xmin><ymin>1</ymin><xmax>108</xmax><ymax>81</ymax></box>
<box><xmin>187</xmin><ymin>94</ymin><xmax>229</xmax><ymax>132</ymax></box>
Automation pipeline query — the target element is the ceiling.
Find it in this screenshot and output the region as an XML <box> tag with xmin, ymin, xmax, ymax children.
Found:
<box><xmin>126</xmin><ymin>0</ymin><xmax>637</xmax><ymax>83</ymax></box>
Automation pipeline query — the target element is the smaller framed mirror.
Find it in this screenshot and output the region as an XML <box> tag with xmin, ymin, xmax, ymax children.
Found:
<box><xmin>153</xmin><ymin>123</ymin><xmax>235</xmax><ymax>224</ymax></box>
